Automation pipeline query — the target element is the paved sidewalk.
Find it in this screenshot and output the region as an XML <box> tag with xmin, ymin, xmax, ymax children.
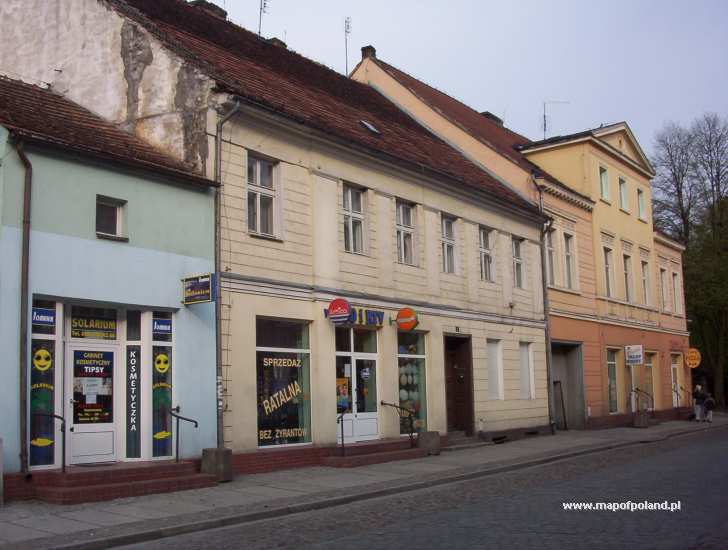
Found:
<box><xmin>1</xmin><ymin>416</ymin><xmax>726</xmax><ymax>549</ymax></box>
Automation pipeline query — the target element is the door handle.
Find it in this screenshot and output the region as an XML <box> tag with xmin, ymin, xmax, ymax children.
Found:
<box><xmin>69</xmin><ymin>399</ymin><xmax>78</xmax><ymax>405</ymax></box>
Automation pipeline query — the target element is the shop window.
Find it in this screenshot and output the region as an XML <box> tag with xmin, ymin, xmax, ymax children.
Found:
<box><xmin>247</xmin><ymin>155</ymin><xmax>277</xmax><ymax>237</ymax></box>
<box><xmin>607</xmin><ymin>349</ymin><xmax>618</xmax><ymax>413</ymax></box>
<box><xmin>96</xmin><ymin>195</ymin><xmax>126</xmax><ymax>240</ymax></box>
<box><xmin>335</xmin><ymin>326</ymin><xmax>351</xmax><ymax>352</ymax></box>
<box><xmin>397</xmin><ymin>332</ymin><xmax>427</xmax><ymax>434</ymax></box>
<box><xmin>126</xmin><ymin>310</ymin><xmax>142</xmax><ymax>341</ymax></box>
<box><xmin>30</xmin><ymin>338</ymin><xmax>56</xmax><ymax>466</ymax></box>
<box><xmin>256</xmin><ymin>318</ymin><xmax>311</xmax><ymax>446</ymax></box>
<box><xmin>152</xmin><ymin>346</ymin><xmax>172</xmax><ymax>456</ymax></box>
<box><xmin>519</xmin><ymin>342</ymin><xmax>535</xmax><ymax>400</ymax></box>
<box><xmin>71</xmin><ymin>306</ymin><xmax>117</xmax><ymax>340</ymax></box>
<box><xmin>343</xmin><ymin>184</ymin><xmax>365</xmax><ymax>254</ymax></box>
<box><xmin>152</xmin><ymin>311</ymin><xmax>173</xmax><ymax>342</ymax></box>
<box><xmin>353</xmin><ymin>328</ymin><xmax>377</xmax><ymax>353</ymax></box>
<box><xmin>32</xmin><ymin>298</ymin><xmax>56</xmax><ymax>335</ymax></box>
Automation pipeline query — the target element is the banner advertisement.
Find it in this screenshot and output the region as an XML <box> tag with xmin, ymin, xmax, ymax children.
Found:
<box><xmin>30</xmin><ymin>339</ymin><xmax>55</xmax><ymax>466</ymax></box>
<box><xmin>73</xmin><ymin>350</ymin><xmax>114</xmax><ymax>423</ymax></box>
<box><xmin>152</xmin><ymin>346</ymin><xmax>173</xmax><ymax>457</ymax></box>
<box><xmin>126</xmin><ymin>345</ymin><xmax>141</xmax><ymax>458</ymax></box>
<box><xmin>71</xmin><ymin>314</ymin><xmax>117</xmax><ymax>340</ymax></box>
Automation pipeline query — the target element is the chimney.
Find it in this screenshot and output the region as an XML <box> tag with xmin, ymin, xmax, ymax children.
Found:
<box><xmin>480</xmin><ymin>111</ymin><xmax>503</xmax><ymax>126</ymax></box>
<box><xmin>267</xmin><ymin>37</ymin><xmax>287</xmax><ymax>49</ymax></box>
<box><xmin>188</xmin><ymin>0</ymin><xmax>228</xmax><ymax>20</ymax></box>
<box><xmin>361</xmin><ymin>45</ymin><xmax>377</xmax><ymax>60</ymax></box>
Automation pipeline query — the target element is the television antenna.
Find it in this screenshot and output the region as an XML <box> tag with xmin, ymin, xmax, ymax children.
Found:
<box><xmin>258</xmin><ymin>0</ymin><xmax>270</xmax><ymax>35</ymax></box>
<box><xmin>344</xmin><ymin>17</ymin><xmax>352</xmax><ymax>74</ymax></box>
<box><xmin>542</xmin><ymin>100</ymin><xmax>570</xmax><ymax>140</ymax></box>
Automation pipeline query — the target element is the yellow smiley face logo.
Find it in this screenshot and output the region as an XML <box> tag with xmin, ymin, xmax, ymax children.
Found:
<box><xmin>33</xmin><ymin>348</ymin><xmax>53</xmax><ymax>372</ymax></box>
<box><xmin>154</xmin><ymin>353</ymin><xmax>170</xmax><ymax>374</ymax></box>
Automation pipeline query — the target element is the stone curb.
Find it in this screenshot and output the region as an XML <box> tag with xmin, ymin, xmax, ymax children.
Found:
<box><xmin>23</xmin><ymin>423</ymin><xmax>728</xmax><ymax>550</ymax></box>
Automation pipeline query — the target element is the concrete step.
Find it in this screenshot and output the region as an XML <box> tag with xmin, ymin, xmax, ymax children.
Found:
<box><xmin>39</xmin><ymin>461</ymin><xmax>199</xmax><ymax>487</ymax></box>
<box><xmin>35</xmin><ymin>473</ymin><xmax>217</xmax><ymax>505</ymax></box>
<box><xmin>322</xmin><ymin>447</ymin><xmax>428</xmax><ymax>468</ymax></box>
<box><xmin>442</xmin><ymin>440</ymin><xmax>493</xmax><ymax>452</ymax></box>
<box><xmin>332</xmin><ymin>439</ymin><xmax>413</xmax><ymax>457</ymax></box>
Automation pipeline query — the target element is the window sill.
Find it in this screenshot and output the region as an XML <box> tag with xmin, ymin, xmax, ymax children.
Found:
<box><xmin>249</xmin><ymin>231</ymin><xmax>284</xmax><ymax>243</ymax></box>
<box><xmin>638</xmin><ymin>217</ymin><xmax>649</xmax><ymax>224</ymax></box>
<box><xmin>619</xmin><ymin>207</ymin><xmax>631</xmax><ymax>215</ymax></box>
<box><xmin>600</xmin><ymin>198</ymin><xmax>611</xmax><ymax>206</ymax></box>
<box><xmin>96</xmin><ymin>232</ymin><xmax>129</xmax><ymax>243</ymax></box>
<box><xmin>396</xmin><ymin>261</ymin><xmax>421</xmax><ymax>269</ymax></box>
<box><xmin>548</xmin><ymin>284</ymin><xmax>581</xmax><ymax>296</ymax></box>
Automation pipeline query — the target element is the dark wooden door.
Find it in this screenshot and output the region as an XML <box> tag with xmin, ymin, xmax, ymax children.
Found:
<box><xmin>445</xmin><ymin>337</ymin><xmax>473</xmax><ymax>434</ymax></box>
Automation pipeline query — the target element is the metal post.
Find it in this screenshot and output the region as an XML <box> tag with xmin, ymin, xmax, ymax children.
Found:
<box><xmin>175</xmin><ymin>415</ymin><xmax>180</xmax><ymax>463</ymax></box>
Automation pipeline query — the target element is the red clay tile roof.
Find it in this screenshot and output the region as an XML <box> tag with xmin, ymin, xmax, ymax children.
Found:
<box><xmin>0</xmin><ymin>76</ymin><xmax>215</xmax><ymax>187</ymax></box>
<box><xmin>110</xmin><ymin>0</ymin><xmax>542</xmax><ymax>218</ymax></box>
<box><xmin>370</xmin><ymin>59</ymin><xmax>591</xmax><ymax>202</ymax></box>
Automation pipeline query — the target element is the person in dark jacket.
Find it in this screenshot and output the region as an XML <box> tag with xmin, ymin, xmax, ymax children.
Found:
<box><xmin>693</xmin><ymin>385</ymin><xmax>706</xmax><ymax>421</ymax></box>
<box><xmin>703</xmin><ymin>393</ymin><xmax>716</xmax><ymax>423</ymax></box>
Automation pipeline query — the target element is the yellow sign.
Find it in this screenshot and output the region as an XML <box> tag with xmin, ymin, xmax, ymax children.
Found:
<box><xmin>685</xmin><ymin>348</ymin><xmax>702</xmax><ymax>369</ymax></box>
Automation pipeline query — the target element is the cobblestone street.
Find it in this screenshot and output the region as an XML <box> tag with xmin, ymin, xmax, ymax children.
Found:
<box><xmin>129</xmin><ymin>429</ymin><xmax>728</xmax><ymax>550</ymax></box>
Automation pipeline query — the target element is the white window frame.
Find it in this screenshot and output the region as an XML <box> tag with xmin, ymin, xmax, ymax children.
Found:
<box><xmin>441</xmin><ymin>215</ymin><xmax>456</xmax><ymax>274</ymax></box>
<box><xmin>623</xmin><ymin>253</ymin><xmax>633</xmax><ymax>302</ymax></box>
<box><xmin>563</xmin><ymin>232</ymin><xmax>575</xmax><ymax>290</ymax></box>
<box><xmin>395</xmin><ymin>200</ymin><xmax>415</xmax><ymax>265</ymax></box>
<box><xmin>672</xmin><ymin>271</ymin><xmax>681</xmax><ymax>314</ymax></box>
<box><xmin>343</xmin><ymin>184</ymin><xmax>366</xmax><ymax>254</ymax></box>
<box><xmin>519</xmin><ymin>342</ymin><xmax>535</xmax><ymax>400</ymax></box>
<box><xmin>660</xmin><ymin>267</ymin><xmax>669</xmax><ymax>311</ymax></box>
<box><xmin>247</xmin><ymin>154</ymin><xmax>278</xmax><ymax>237</ymax></box>
<box><xmin>641</xmin><ymin>260</ymin><xmax>651</xmax><ymax>306</ymax></box>
<box><xmin>619</xmin><ymin>177</ymin><xmax>629</xmax><ymax>211</ymax></box>
<box><xmin>607</xmin><ymin>348</ymin><xmax>618</xmax><ymax>414</ymax></box>
<box><xmin>96</xmin><ymin>195</ymin><xmax>126</xmax><ymax>239</ymax></box>
<box><xmin>512</xmin><ymin>237</ymin><xmax>525</xmax><ymax>289</ymax></box>
<box><xmin>599</xmin><ymin>166</ymin><xmax>609</xmax><ymax>200</ymax></box>
<box><xmin>637</xmin><ymin>188</ymin><xmax>646</xmax><ymax>220</ymax></box>
<box><xmin>545</xmin><ymin>229</ymin><xmax>556</xmax><ymax>286</ymax></box>
<box><xmin>487</xmin><ymin>339</ymin><xmax>504</xmax><ymax>401</ymax></box>
<box><xmin>670</xmin><ymin>355</ymin><xmax>681</xmax><ymax>407</ymax></box>
<box><xmin>603</xmin><ymin>247</ymin><xmax>614</xmax><ymax>297</ymax></box>
<box><xmin>479</xmin><ymin>226</ymin><xmax>494</xmax><ymax>282</ymax></box>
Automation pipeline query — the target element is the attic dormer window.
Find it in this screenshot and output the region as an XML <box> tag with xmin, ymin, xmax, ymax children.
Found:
<box><xmin>360</xmin><ymin>120</ymin><xmax>380</xmax><ymax>135</ymax></box>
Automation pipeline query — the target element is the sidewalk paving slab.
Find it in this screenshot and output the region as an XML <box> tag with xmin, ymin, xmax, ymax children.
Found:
<box><xmin>0</xmin><ymin>417</ymin><xmax>725</xmax><ymax>549</ymax></box>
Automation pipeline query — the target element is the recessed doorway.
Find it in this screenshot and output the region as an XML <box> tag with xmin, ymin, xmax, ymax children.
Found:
<box><xmin>444</xmin><ymin>335</ymin><xmax>474</xmax><ymax>436</ymax></box>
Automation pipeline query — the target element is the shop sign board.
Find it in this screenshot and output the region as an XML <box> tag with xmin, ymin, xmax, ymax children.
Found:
<box><xmin>325</xmin><ymin>298</ymin><xmax>385</xmax><ymax>327</ymax></box>
<box><xmin>685</xmin><ymin>348</ymin><xmax>702</xmax><ymax>369</ymax></box>
<box><xmin>625</xmin><ymin>345</ymin><xmax>644</xmax><ymax>366</ymax></box>
<box><xmin>152</xmin><ymin>318</ymin><xmax>172</xmax><ymax>337</ymax></box>
<box><xmin>393</xmin><ymin>307</ymin><xmax>419</xmax><ymax>331</ymax></box>
<box><xmin>182</xmin><ymin>273</ymin><xmax>215</xmax><ymax>305</ymax></box>
<box><xmin>126</xmin><ymin>345</ymin><xmax>141</xmax><ymax>458</ymax></box>
<box><xmin>71</xmin><ymin>315</ymin><xmax>116</xmax><ymax>340</ymax></box>
<box><xmin>32</xmin><ymin>307</ymin><xmax>56</xmax><ymax>327</ymax></box>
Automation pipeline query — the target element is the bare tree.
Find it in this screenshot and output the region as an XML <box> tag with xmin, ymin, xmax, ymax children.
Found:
<box><xmin>691</xmin><ymin>113</ymin><xmax>728</xmax><ymax>235</ymax></box>
<box><xmin>651</xmin><ymin>122</ymin><xmax>697</xmax><ymax>243</ymax></box>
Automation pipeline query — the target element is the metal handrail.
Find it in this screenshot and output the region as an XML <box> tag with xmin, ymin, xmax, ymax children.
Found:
<box><xmin>380</xmin><ymin>400</ymin><xmax>417</xmax><ymax>448</ymax></box>
<box><xmin>32</xmin><ymin>412</ymin><xmax>66</xmax><ymax>473</ymax></box>
<box><xmin>336</xmin><ymin>409</ymin><xmax>347</xmax><ymax>457</ymax></box>
<box><xmin>170</xmin><ymin>406</ymin><xmax>198</xmax><ymax>463</ymax></box>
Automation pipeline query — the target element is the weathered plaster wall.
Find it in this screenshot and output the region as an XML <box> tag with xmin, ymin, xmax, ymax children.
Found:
<box><xmin>0</xmin><ymin>0</ymin><xmax>214</xmax><ymax>173</ymax></box>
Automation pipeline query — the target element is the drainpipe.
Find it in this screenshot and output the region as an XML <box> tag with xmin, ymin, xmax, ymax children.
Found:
<box><xmin>213</xmin><ymin>100</ymin><xmax>241</xmax><ymax>448</ymax></box>
<box><xmin>534</xmin><ymin>177</ymin><xmax>557</xmax><ymax>433</ymax></box>
<box><xmin>15</xmin><ymin>140</ymin><xmax>32</xmax><ymax>473</ymax></box>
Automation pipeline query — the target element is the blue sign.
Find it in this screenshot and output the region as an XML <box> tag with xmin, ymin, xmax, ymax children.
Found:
<box><xmin>152</xmin><ymin>318</ymin><xmax>173</xmax><ymax>336</ymax></box>
<box><xmin>32</xmin><ymin>307</ymin><xmax>56</xmax><ymax>327</ymax></box>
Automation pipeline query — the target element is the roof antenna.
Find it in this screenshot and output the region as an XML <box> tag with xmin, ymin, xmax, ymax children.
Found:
<box><xmin>258</xmin><ymin>0</ymin><xmax>270</xmax><ymax>36</ymax></box>
<box><xmin>542</xmin><ymin>100</ymin><xmax>570</xmax><ymax>140</ymax></box>
<box><xmin>344</xmin><ymin>17</ymin><xmax>352</xmax><ymax>74</ymax></box>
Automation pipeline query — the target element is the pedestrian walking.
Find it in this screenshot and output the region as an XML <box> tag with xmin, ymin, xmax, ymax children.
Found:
<box><xmin>693</xmin><ymin>385</ymin><xmax>706</xmax><ymax>422</ymax></box>
<box><xmin>703</xmin><ymin>393</ymin><xmax>716</xmax><ymax>423</ymax></box>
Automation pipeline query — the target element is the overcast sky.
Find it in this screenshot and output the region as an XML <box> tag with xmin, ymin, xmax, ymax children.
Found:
<box><xmin>218</xmin><ymin>0</ymin><xmax>728</xmax><ymax>155</ymax></box>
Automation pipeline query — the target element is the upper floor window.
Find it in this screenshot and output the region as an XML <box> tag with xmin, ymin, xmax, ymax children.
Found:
<box><xmin>619</xmin><ymin>177</ymin><xmax>628</xmax><ymax>211</ymax></box>
<box><xmin>396</xmin><ymin>200</ymin><xmax>415</xmax><ymax>265</ymax></box>
<box><xmin>247</xmin><ymin>155</ymin><xmax>277</xmax><ymax>236</ymax></box>
<box><xmin>441</xmin><ymin>215</ymin><xmax>456</xmax><ymax>274</ymax></box>
<box><xmin>604</xmin><ymin>247</ymin><xmax>614</xmax><ymax>297</ymax></box>
<box><xmin>545</xmin><ymin>230</ymin><xmax>555</xmax><ymax>285</ymax></box>
<box><xmin>512</xmin><ymin>237</ymin><xmax>524</xmax><ymax>289</ymax></box>
<box><xmin>660</xmin><ymin>267</ymin><xmax>669</xmax><ymax>311</ymax></box>
<box><xmin>637</xmin><ymin>188</ymin><xmax>646</xmax><ymax>220</ymax></box>
<box><xmin>641</xmin><ymin>260</ymin><xmax>651</xmax><ymax>306</ymax></box>
<box><xmin>479</xmin><ymin>226</ymin><xmax>494</xmax><ymax>282</ymax></box>
<box><xmin>343</xmin><ymin>184</ymin><xmax>365</xmax><ymax>254</ymax></box>
<box><xmin>96</xmin><ymin>195</ymin><xmax>127</xmax><ymax>241</ymax></box>
<box><xmin>672</xmin><ymin>271</ymin><xmax>681</xmax><ymax>314</ymax></box>
<box><xmin>599</xmin><ymin>167</ymin><xmax>609</xmax><ymax>200</ymax></box>
<box><xmin>623</xmin><ymin>254</ymin><xmax>633</xmax><ymax>302</ymax></box>
<box><xmin>563</xmin><ymin>233</ymin><xmax>575</xmax><ymax>289</ymax></box>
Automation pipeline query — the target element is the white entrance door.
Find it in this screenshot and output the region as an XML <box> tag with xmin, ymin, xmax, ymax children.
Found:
<box><xmin>336</xmin><ymin>356</ymin><xmax>379</xmax><ymax>443</ymax></box>
<box><xmin>66</xmin><ymin>344</ymin><xmax>118</xmax><ymax>464</ymax></box>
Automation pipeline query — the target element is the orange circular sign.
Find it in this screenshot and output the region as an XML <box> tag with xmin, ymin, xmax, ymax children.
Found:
<box><xmin>395</xmin><ymin>307</ymin><xmax>419</xmax><ymax>331</ymax></box>
<box><xmin>685</xmin><ymin>348</ymin><xmax>702</xmax><ymax>369</ymax></box>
